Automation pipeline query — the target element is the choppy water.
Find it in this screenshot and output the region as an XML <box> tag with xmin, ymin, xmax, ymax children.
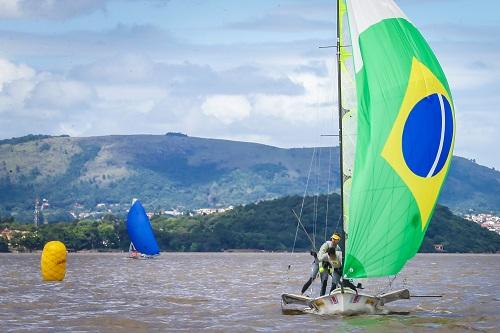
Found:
<box><xmin>0</xmin><ymin>253</ymin><xmax>498</xmax><ymax>332</ymax></box>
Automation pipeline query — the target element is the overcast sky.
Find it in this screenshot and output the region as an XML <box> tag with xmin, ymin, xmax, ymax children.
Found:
<box><xmin>0</xmin><ymin>0</ymin><xmax>499</xmax><ymax>169</ymax></box>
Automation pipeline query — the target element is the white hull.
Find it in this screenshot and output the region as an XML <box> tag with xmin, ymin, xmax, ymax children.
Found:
<box><xmin>282</xmin><ymin>288</ymin><xmax>409</xmax><ymax>316</ymax></box>
<box><xmin>128</xmin><ymin>253</ymin><xmax>157</xmax><ymax>259</ymax></box>
<box><xmin>128</xmin><ymin>242</ymin><xmax>158</xmax><ymax>259</ymax></box>
<box><xmin>307</xmin><ymin>288</ymin><xmax>382</xmax><ymax>315</ymax></box>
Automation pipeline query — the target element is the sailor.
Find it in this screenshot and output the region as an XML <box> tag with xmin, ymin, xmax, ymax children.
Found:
<box><xmin>300</xmin><ymin>250</ymin><xmax>319</xmax><ymax>295</ymax></box>
<box><xmin>318</xmin><ymin>232</ymin><xmax>342</xmax><ymax>296</ymax></box>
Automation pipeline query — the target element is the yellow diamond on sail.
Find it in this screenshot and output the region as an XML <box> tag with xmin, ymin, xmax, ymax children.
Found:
<box><xmin>381</xmin><ymin>58</ymin><xmax>455</xmax><ymax>230</ymax></box>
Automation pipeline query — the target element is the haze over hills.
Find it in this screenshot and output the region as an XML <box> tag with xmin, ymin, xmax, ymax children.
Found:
<box><xmin>0</xmin><ymin>134</ymin><xmax>498</xmax><ymax>222</ymax></box>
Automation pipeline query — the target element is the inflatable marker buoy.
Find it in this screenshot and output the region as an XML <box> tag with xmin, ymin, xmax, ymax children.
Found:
<box><xmin>40</xmin><ymin>241</ymin><xmax>67</xmax><ymax>281</ymax></box>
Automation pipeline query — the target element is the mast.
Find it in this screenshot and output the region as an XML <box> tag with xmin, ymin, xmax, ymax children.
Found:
<box><xmin>336</xmin><ymin>0</ymin><xmax>346</xmax><ymax>272</ymax></box>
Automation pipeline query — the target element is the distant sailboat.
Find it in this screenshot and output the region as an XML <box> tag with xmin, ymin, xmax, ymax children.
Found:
<box><xmin>126</xmin><ymin>200</ymin><xmax>160</xmax><ymax>259</ymax></box>
<box><xmin>282</xmin><ymin>0</ymin><xmax>455</xmax><ymax>315</ymax></box>
<box><xmin>128</xmin><ymin>242</ymin><xmax>140</xmax><ymax>259</ymax></box>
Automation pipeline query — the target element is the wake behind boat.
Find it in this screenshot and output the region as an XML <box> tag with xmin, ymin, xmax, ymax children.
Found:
<box><xmin>126</xmin><ymin>200</ymin><xmax>160</xmax><ymax>259</ymax></box>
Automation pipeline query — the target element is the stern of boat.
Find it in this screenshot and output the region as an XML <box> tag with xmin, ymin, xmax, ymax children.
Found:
<box><xmin>308</xmin><ymin>288</ymin><xmax>382</xmax><ymax>315</ymax></box>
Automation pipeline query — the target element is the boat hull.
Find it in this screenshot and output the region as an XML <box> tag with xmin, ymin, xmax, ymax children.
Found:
<box><xmin>308</xmin><ymin>288</ymin><xmax>382</xmax><ymax>315</ymax></box>
<box><xmin>128</xmin><ymin>252</ymin><xmax>158</xmax><ymax>260</ymax></box>
<box><xmin>282</xmin><ymin>288</ymin><xmax>410</xmax><ymax>316</ymax></box>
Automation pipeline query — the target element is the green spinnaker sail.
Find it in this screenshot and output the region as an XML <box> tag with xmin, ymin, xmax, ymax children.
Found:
<box><xmin>342</xmin><ymin>0</ymin><xmax>456</xmax><ymax>278</ymax></box>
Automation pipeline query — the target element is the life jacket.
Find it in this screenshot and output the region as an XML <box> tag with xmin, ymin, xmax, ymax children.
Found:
<box><xmin>319</xmin><ymin>261</ymin><xmax>333</xmax><ymax>274</ymax></box>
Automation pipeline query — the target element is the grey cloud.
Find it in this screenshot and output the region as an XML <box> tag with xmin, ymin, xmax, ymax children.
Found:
<box><xmin>71</xmin><ymin>55</ymin><xmax>304</xmax><ymax>96</ymax></box>
<box><xmin>4</xmin><ymin>0</ymin><xmax>107</xmax><ymax>19</ymax></box>
<box><xmin>468</xmin><ymin>61</ymin><xmax>490</xmax><ymax>71</ymax></box>
<box><xmin>0</xmin><ymin>21</ymin><xmax>335</xmax><ymax>74</ymax></box>
<box><xmin>1</xmin><ymin>0</ymin><xmax>171</xmax><ymax>20</ymax></box>
<box><xmin>227</xmin><ymin>14</ymin><xmax>334</xmax><ymax>33</ymax></box>
<box><xmin>184</xmin><ymin>66</ymin><xmax>304</xmax><ymax>95</ymax></box>
<box><xmin>70</xmin><ymin>56</ymin><xmax>215</xmax><ymax>86</ymax></box>
<box><xmin>262</xmin><ymin>0</ymin><xmax>334</xmax><ymax>19</ymax></box>
<box><xmin>0</xmin><ymin>24</ymin><xmax>177</xmax><ymax>64</ymax></box>
<box><xmin>26</xmin><ymin>79</ymin><xmax>95</xmax><ymax>110</ymax></box>
<box><xmin>137</xmin><ymin>0</ymin><xmax>172</xmax><ymax>8</ymax></box>
<box><xmin>422</xmin><ymin>24</ymin><xmax>500</xmax><ymax>44</ymax></box>
<box><xmin>71</xmin><ymin>54</ymin><xmax>161</xmax><ymax>83</ymax></box>
<box><xmin>294</xmin><ymin>61</ymin><xmax>329</xmax><ymax>77</ymax></box>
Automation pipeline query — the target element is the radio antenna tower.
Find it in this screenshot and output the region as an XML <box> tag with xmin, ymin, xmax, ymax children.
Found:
<box><xmin>34</xmin><ymin>197</ymin><xmax>40</xmax><ymax>228</ymax></box>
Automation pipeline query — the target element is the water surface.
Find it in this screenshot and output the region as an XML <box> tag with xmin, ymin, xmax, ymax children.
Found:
<box><xmin>0</xmin><ymin>253</ymin><xmax>498</xmax><ymax>332</ymax></box>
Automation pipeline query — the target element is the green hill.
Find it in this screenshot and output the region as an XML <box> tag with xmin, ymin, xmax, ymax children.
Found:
<box><xmin>2</xmin><ymin>195</ymin><xmax>498</xmax><ymax>253</ymax></box>
<box><xmin>150</xmin><ymin>194</ymin><xmax>500</xmax><ymax>253</ymax></box>
<box><xmin>440</xmin><ymin>157</ymin><xmax>500</xmax><ymax>214</ymax></box>
<box><xmin>0</xmin><ymin>134</ymin><xmax>498</xmax><ymax>221</ymax></box>
<box><xmin>421</xmin><ymin>205</ymin><xmax>500</xmax><ymax>252</ymax></box>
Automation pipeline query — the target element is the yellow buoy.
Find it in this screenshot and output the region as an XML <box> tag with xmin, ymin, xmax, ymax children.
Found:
<box><xmin>40</xmin><ymin>241</ymin><xmax>67</xmax><ymax>281</ymax></box>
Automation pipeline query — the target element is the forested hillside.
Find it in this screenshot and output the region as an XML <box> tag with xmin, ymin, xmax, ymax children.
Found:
<box><xmin>0</xmin><ymin>134</ymin><xmax>498</xmax><ymax>222</ymax></box>
<box><xmin>2</xmin><ymin>195</ymin><xmax>499</xmax><ymax>253</ymax></box>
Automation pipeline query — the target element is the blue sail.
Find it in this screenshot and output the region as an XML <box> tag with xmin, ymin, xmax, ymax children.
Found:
<box><xmin>126</xmin><ymin>200</ymin><xmax>160</xmax><ymax>256</ymax></box>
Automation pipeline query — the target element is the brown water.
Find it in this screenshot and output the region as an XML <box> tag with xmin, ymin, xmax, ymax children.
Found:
<box><xmin>0</xmin><ymin>253</ymin><xmax>498</xmax><ymax>332</ymax></box>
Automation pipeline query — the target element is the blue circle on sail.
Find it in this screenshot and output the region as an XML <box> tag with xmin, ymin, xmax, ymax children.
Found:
<box><xmin>402</xmin><ymin>93</ymin><xmax>453</xmax><ymax>178</ymax></box>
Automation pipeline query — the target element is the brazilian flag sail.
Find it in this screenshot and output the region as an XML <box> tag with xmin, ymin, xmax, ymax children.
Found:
<box><xmin>341</xmin><ymin>0</ymin><xmax>455</xmax><ymax>278</ymax></box>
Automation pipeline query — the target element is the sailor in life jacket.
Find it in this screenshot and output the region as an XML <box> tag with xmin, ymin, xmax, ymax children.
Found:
<box><xmin>317</xmin><ymin>232</ymin><xmax>342</xmax><ymax>296</ymax></box>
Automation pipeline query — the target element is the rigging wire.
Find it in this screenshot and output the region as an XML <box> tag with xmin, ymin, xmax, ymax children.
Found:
<box><xmin>291</xmin><ymin>147</ymin><xmax>317</xmax><ymax>254</ymax></box>
<box><xmin>291</xmin><ymin>209</ymin><xmax>316</xmax><ymax>249</ymax></box>
<box><xmin>313</xmin><ymin>147</ymin><xmax>322</xmax><ymax>249</ymax></box>
<box><xmin>287</xmin><ymin>51</ymin><xmax>340</xmax><ymax>287</ymax></box>
<box><xmin>287</xmin><ymin>145</ymin><xmax>319</xmax><ymax>282</ymax></box>
<box><xmin>325</xmin><ymin>145</ymin><xmax>334</xmax><ymax>241</ymax></box>
<box><xmin>378</xmin><ymin>274</ymin><xmax>400</xmax><ymax>295</ymax></box>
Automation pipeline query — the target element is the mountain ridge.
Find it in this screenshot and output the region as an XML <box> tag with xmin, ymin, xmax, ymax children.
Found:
<box><xmin>0</xmin><ymin>134</ymin><xmax>498</xmax><ymax>222</ymax></box>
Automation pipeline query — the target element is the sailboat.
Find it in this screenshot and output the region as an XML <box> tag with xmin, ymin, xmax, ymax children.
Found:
<box><xmin>126</xmin><ymin>200</ymin><xmax>160</xmax><ymax>259</ymax></box>
<box><xmin>282</xmin><ymin>0</ymin><xmax>455</xmax><ymax>315</ymax></box>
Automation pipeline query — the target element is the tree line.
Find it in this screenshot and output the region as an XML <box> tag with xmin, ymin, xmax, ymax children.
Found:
<box><xmin>1</xmin><ymin>195</ymin><xmax>499</xmax><ymax>253</ymax></box>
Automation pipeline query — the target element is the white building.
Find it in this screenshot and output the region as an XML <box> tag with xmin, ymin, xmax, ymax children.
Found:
<box><xmin>464</xmin><ymin>213</ymin><xmax>500</xmax><ymax>235</ymax></box>
<box><xmin>194</xmin><ymin>206</ymin><xmax>234</xmax><ymax>216</ymax></box>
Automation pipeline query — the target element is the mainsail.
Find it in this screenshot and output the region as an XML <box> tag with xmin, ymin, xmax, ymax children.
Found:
<box><xmin>338</xmin><ymin>0</ymin><xmax>357</xmax><ymax>235</ymax></box>
<box><xmin>127</xmin><ymin>200</ymin><xmax>160</xmax><ymax>256</ymax></box>
<box><xmin>341</xmin><ymin>0</ymin><xmax>455</xmax><ymax>278</ymax></box>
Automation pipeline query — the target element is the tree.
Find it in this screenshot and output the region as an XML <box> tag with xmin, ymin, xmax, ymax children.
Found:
<box><xmin>0</xmin><ymin>237</ymin><xmax>9</xmax><ymax>252</ymax></box>
<box><xmin>10</xmin><ymin>231</ymin><xmax>42</xmax><ymax>252</ymax></box>
<box><xmin>97</xmin><ymin>223</ymin><xmax>119</xmax><ymax>248</ymax></box>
